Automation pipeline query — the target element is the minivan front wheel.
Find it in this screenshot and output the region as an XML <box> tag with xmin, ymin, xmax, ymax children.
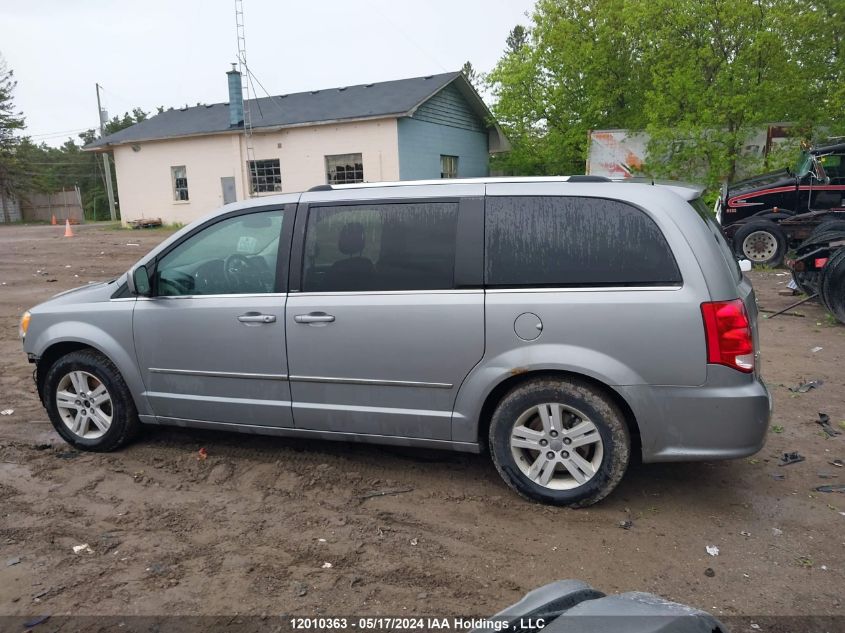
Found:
<box><xmin>489</xmin><ymin>378</ymin><xmax>630</xmax><ymax>507</ymax></box>
<box><xmin>43</xmin><ymin>349</ymin><xmax>140</xmax><ymax>451</ymax></box>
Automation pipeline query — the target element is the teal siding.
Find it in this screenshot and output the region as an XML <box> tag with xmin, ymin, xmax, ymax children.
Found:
<box><xmin>413</xmin><ymin>84</ymin><xmax>485</xmax><ymax>132</ymax></box>
<box><xmin>397</xmin><ymin>83</ymin><xmax>489</xmax><ymax>180</ymax></box>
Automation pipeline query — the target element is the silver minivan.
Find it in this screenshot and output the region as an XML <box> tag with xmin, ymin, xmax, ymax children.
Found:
<box><xmin>20</xmin><ymin>178</ymin><xmax>771</xmax><ymax>506</ymax></box>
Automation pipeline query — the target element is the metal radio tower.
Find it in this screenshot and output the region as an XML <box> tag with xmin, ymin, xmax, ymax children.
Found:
<box><xmin>235</xmin><ymin>0</ymin><xmax>257</xmax><ymax>196</ymax></box>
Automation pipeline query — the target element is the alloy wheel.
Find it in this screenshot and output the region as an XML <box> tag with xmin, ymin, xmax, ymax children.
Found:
<box><xmin>55</xmin><ymin>370</ymin><xmax>113</xmax><ymax>440</ymax></box>
<box><xmin>510</xmin><ymin>402</ymin><xmax>604</xmax><ymax>490</ymax></box>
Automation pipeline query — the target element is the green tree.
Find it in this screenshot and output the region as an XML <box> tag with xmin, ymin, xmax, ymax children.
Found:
<box><xmin>461</xmin><ymin>61</ymin><xmax>485</xmax><ymax>93</ymax></box>
<box><xmin>486</xmin><ymin>0</ymin><xmax>845</xmax><ymax>188</ymax></box>
<box><xmin>0</xmin><ymin>54</ymin><xmax>26</xmax><ymax>221</ymax></box>
<box><xmin>18</xmin><ymin>107</ymin><xmax>152</xmax><ymax>221</ymax></box>
<box><xmin>488</xmin><ymin>0</ymin><xmax>647</xmax><ymax>176</ymax></box>
<box><xmin>634</xmin><ymin>0</ymin><xmax>828</xmax><ymax>186</ymax></box>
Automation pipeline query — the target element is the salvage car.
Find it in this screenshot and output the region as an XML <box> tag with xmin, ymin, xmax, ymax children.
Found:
<box><xmin>717</xmin><ymin>141</ymin><xmax>845</xmax><ymax>266</ymax></box>
<box><xmin>20</xmin><ymin>177</ymin><xmax>771</xmax><ymax>507</ymax></box>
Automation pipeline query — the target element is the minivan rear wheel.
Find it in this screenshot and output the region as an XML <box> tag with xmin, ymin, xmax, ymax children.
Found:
<box><xmin>43</xmin><ymin>349</ymin><xmax>140</xmax><ymax>451</ymax></box>
<box><xmin>489</xmin><ymin>378</ymin><xmax>630</xmax><ymax>507</ymax></box>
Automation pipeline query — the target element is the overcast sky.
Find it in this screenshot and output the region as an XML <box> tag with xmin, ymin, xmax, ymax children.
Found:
<box><xmin>0</xmin><ymin>0</ymin><xmax>534</xmax><ymax>146</ymax></box>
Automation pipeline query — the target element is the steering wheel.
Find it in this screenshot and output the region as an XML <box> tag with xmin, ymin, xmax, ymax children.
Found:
<box><xmin>223</xmin><ymin>253</ymin><xmax>251</xmax><ymax>291</ymax></box>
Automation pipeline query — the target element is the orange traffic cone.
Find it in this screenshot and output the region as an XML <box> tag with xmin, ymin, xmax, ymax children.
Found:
<box><xmin>51</xmin><ymin>214</ymin><xmax>57</xmax><ymax>225</ymax></box>
<box><xmin>64</xmin><ymin>219</ymin><xmax>74</xmax><ymax>237</ymax></box>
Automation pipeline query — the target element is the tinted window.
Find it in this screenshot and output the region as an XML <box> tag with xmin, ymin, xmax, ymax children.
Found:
<box><xmin>690</xmin><ymin>197</ymin><xmax>741</xmax><ymax>282</ymax></box>
<box><xmin>485</xmin><ymin>196</ymin><xmax>681</xmax><ymax>287</ymax></box>
<box><xmin>303</xmin><ymin>202</ymin><xmax>458</xmax><ymax>292</ymax></box>
<box><xmin>156</xmin><ymin>210</ymin><xmax>283</xmax><ymax>296</ymax></box>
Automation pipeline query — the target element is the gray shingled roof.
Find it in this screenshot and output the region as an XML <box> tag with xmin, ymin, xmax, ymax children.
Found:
<box><xmin>85</xmin><ymin>71</ymin><xmax>467</xmax><ymax>149</ymax></box>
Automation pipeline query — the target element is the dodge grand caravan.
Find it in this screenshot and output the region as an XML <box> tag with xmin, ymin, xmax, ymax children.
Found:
<box><xmin>19</xmin><ymin>178</ymin><xmax>771</xmax><ymax>507</ymax></box>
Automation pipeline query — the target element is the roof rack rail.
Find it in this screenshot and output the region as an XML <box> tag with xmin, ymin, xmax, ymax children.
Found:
<box><xmin>308</xmin><ymin>184</ymin><xmax>333</xmax><ymax>192</ymax></box>
<box><xmin>567</xmin><ymin>175</ymin><xmax>611</xmax><ymax>182</ymax></box>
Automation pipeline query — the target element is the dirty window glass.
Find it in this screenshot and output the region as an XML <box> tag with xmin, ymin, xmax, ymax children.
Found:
<box><xmin>155</xmin><ymin>210</ymin><xmax>283</xmax><ymax>296</ymax></box>
<box><xmin>690</xmin><ymin>197</ymin><xmax>741</xmax><ymax>282</ymax></box>
<box><xmin>303</xmin><ymin>203</ymin><xmax>458</xmax><ymax>292</ymax></box>
<box><xmin>485</xmin><ymin>196</ymin><xmax>681</xmax><ymax>287</ymax></box>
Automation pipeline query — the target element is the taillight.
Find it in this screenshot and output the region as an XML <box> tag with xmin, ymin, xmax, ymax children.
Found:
<box><xmin>701</xmin><ymin>300</ymin><xmax>754</xmax><ymax>373</ymax></box>
<box><xmin>815</xmin><ymin>257</ymin><xmax>828</xmax><ymax>269</ymax></box>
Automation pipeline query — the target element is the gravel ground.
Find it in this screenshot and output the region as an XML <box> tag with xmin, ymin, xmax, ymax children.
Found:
<box><xmin>0</xmin><ymin>223</ymin><xmax>843</xmax><ymax>622</ymax></box>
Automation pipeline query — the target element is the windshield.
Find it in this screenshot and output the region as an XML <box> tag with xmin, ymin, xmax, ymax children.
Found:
<box><xmin>795</xmin><ymin>151</ymin><xmax>813</xmax><ymax>177</ymax></box>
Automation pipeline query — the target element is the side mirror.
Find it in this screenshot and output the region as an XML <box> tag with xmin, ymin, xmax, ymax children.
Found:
<box><xmin>127</xmin><ymin>265</ymin><xmax>152</xmax><ymax>296</ymax></box>
<box><xmin>738</xmin><ymin>259</ymin><xmax>752</xmax><ymax>273</ymax></box>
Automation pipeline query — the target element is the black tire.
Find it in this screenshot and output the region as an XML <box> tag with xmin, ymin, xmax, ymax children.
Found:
<box><xmin>811</xmin><ymin>219</ymin><xmax>845</xmax><ymax>237</ymax></box>
<box><xmin>488</xmin><ymin>378</ymin><xmax>630</xmax><ymax>507</ymax></box>
<box><xmin>733</xmin><ymin>220</ymin><xmax>787</xmax><ymax>266</ymax></box>
<box><xmin>43</xmin><ymin>349</ymin><xmax>141</xmax><ymax>451</ymax></box>
<box><xmin>819</xmin><ymin>248</ymin><xmax>845</xmax><ymax>324</ymax></box>
<box><xmin>802</xmin><ymin>229</ymin><xmax>845</xmax><ymax>247</ymax></box>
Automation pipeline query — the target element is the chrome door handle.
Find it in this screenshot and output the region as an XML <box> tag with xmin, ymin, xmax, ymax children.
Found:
<box><xmin>237</xmin><ymin>313</ymin><xmax>276</xmax><ymax>323</ymax></box>
<box><xmin>294</xmin><ymin>312</ymin><xmax>335</xmax><ymax>324</ymax></box>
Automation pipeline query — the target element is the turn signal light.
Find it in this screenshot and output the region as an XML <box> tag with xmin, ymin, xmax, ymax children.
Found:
<box><xmin>19</xmin><ymin>311</ymin><xmax>31</xmax><ymax>340</ymax></box>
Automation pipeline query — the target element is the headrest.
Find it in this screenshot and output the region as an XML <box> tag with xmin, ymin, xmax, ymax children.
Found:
<box><xmin>338</xmin><ymin>222</ymin><xmax>366</xmax><ymax>255</ymax></box>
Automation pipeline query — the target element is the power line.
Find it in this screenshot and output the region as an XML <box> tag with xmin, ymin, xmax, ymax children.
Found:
<box><xmin>21</xmin><ymin>126</ymin><xmax>94</xmax><ymax>139</ymax></box>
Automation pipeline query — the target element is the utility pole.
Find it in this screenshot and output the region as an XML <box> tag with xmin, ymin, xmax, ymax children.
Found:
<box><xmin>95</xmin><ymin>83</ymin><xmax>117</xmax><ymax>221</ymax></box>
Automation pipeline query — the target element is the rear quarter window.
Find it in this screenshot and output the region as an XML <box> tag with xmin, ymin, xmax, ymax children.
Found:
<box><xmin>485</xmin><ymin>196</ymin><xmax>682</xmax><ymax>287</ymax></box>
<box><xmin>690</xmin><ymin>197</ymin><xmax>741</xmax><ymax>282</ymax></box>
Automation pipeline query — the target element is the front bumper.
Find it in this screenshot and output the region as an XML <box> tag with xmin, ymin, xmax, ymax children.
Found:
<box><xmin>619</xmin><ymin>366</ymin><xmax>772</xmax><ymax>462</ymax></box>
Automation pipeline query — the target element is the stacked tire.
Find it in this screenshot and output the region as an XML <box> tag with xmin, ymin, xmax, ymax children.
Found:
<box><xmin>803</xmin><ymin>220</ymin><xmax>845</xmax><ymax>323</ymax></box>
<box><xmin>820</xmin><ymin>246</ymin><xmax>845</xmax><ymax>323</ymax></box>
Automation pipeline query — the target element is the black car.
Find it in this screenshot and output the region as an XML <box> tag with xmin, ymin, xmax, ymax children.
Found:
<box><xmin>718</xmin><ymin>141</ymin><xmax>845</xmax><ymax>265</ymax></box>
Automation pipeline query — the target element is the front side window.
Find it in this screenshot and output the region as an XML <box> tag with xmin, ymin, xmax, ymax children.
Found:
<box><xmin>326</xmin><ymin>153</ymin><xmax>364</xmax><ymax>184</ymax></box>
<box><xmin>302</xmin><ymin>202</ymin><xmax>458</xmax><ymax>292</ymax></box>
<box><xmin>249</xmin><ymin>159</ymin><xmax>282</xmax><ymax>193</ymax></box>
<box><xmin>486</xmin><ymin>196</ymin><xmax>681</xmax><ymax>287</ymax></box>
<box><xmin>155</xmin><ymin>210</ymin><xmax>283</xmax><ymax>296</ymax></box>
<box><xmin>440</xmin><ymin>155</ymin><xmax>458</xmax><ymax>179</ymax></box>
<box><xmin>171</xmin><ymin>166</ymin><xmax>188</xmax><ymax>201</ymax></box>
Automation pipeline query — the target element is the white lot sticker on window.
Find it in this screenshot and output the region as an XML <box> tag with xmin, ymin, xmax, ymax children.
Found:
<box><xmin>237</xmin><ymin>235</ymin><xmax>258</xmax><ymax>253</ymax></box>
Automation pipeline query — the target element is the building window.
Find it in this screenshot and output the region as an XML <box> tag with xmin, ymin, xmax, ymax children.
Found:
<box><xmin>326</xmin><ymin>153</ymin><xmax>364</xmax><ymax>185</ymax></box>
<box><xmin>440</xmin><ymin>155</ymin><xmax>458</xmax><ymax>179</ymax></box>
<box><xmin>171</xmin><ymin>166</ymin><xmax>189</xmax><ymax>201</ymax></box>
<box><xmin>248</xmin><ymin>159</ymin><xmax>282</xmax><ymax>193</ymax></box>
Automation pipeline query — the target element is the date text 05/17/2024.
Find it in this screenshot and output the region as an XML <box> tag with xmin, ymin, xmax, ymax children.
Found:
<box><xmin>288</xmin><ymin>617</ymin><xmax>546</xmax><ymax>630</ymax></box>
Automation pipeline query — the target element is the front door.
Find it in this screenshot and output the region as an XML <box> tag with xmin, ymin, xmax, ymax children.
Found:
<box><xmin>221</xmin><ymin>177</ymin><xmax>237</xmax><ymax>205</ymax></box>
<box><xmin>133</xmin><ymin>206</ymin><xmax>294</xmax><ymax>427</ymax></box>
<box><xmin>811</xmin><ymin>153</ymin><xmax>845</xmax><ymax>209</ymax></box>
<box><xmin>285</xmin><ymin>199</ymin><xmax>484</xmax><ymax>440</ymax></box>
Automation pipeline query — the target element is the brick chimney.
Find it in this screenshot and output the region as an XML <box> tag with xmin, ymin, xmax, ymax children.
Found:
<box><xmin>227</xmin><ymin>64</ymin><xmax>244</xmax><ymax>127</ymax></box>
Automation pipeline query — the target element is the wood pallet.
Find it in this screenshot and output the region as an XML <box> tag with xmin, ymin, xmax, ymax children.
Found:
<box><xmin>127</xmin><ymin>217</ymin><xmax>163</xmax><ymax>229</ymax></box>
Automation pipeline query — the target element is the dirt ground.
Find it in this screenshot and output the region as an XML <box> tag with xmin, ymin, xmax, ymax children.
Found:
<box><xmin>0</xmin><ymin>223</ymin><xmax>843</xmax><ymax>623</ymax></box>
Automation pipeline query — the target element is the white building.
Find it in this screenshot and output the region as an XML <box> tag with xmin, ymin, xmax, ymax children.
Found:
<box><xmin>85</xmin><ymin>70</ymin><xmax>508</xmax><ymax>225</ymax></box>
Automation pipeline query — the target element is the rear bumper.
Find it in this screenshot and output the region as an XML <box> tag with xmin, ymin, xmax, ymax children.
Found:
<box><xmin>619</xmin><ymin>366</ymin><xmax>772</xmax><ymax>462</ymax></box>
